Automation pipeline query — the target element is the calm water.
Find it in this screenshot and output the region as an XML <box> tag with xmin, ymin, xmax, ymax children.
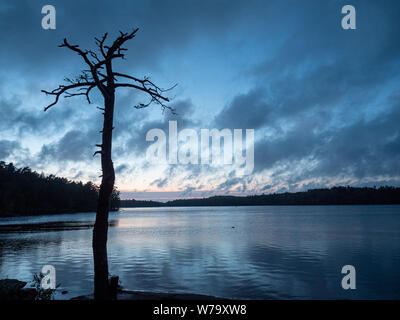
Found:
<box><xmin>0</xmin><ymin>206</ymin><xmax>400</xmax><ymax>299</ymax></box>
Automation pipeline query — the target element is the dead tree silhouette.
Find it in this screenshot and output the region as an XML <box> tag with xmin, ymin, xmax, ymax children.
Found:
<box><xmin>42</xmin><ymin>29</ymin><xmax>175</xmax><ymax>299</ymax></box>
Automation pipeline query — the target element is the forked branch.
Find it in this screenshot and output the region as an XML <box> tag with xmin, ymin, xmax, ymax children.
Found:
<box><xmin>42</xmin><ymin>28</ymin><xmax>175</xmax><ymax>113</ymax></box>
<box><xmin>41</xmin><ymin>81</ymin><xmax>102</xmax><ymax>111</ymax></box>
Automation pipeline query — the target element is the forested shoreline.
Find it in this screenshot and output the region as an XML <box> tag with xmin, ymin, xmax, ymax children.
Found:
<box><xmin>121</xmin><ymin>186</ymin><xmax>400</xmax><ymax>208</ymax></box>
<box><xmin>1</xmin><ymin>161</ymin><xmax>399</xmax><ymax>217</ymax></box>
<box><xmin>0</xmin><ymin>162</ymin><xmax>120</xmax><ymax>217</ymax></box>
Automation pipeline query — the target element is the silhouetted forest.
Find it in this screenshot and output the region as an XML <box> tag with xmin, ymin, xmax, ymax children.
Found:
<box><xmin>120</xmin><ymin>199</ymin><xmax>165</xmax><ymax>207</ymax></box>
<box><xmin>121</xmin><ymin>186</ymin><xmax>400</xmax><ymax>208</ymax></box>
<box><xmin>0</xmin><ymin>162</ymin><xmax>120</xmax><ymax>217</ymax></box>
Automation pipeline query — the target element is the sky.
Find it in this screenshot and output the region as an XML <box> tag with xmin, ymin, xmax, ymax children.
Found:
<box><xmin>1</xmin><ymin>0</ymin><xmax>400</xmax><ymax>201</ymax></box>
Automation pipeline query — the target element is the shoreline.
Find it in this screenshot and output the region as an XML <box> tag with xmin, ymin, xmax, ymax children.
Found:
<box><xmin>1</xmin><ymin>203</ymin><xmax>400</xmax><ymax>220</ymax></box>
<box><xmin>0</xmin><ymin>279</ymin><xmax>223</xmax><ymax>300</ymax></box>
<box><xmin>71</xmin><ymin>290</ymin><xmax>223</xmax><ymax>301</ymax></box>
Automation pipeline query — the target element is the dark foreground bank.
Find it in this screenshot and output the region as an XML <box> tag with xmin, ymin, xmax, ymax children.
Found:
<box><xmin>0</xmin><ymin>278</ymin><xmax>221</xmax><ymax>301</ymax></box>
<box><xmin>72</xmin><ymin>290</ymin><xmax>221</xmax><ymax>300</ymax></box>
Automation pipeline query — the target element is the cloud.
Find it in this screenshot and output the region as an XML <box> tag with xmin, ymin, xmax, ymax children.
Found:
<box><xmin>253</xmin><ymin>99</ymin><xmax>400</xmax><ymax>185</ymax></box>
<box><xmin>0</xmin><ymin>140</ymin><xmax>22</xmax><ymax>159</ymax></box>
<box><xmin>1</xmin><ymin>1</ymin><xmax>400</xmax><ymax>196</ymax></box>
<box><xmin>214</xmin><ymin>88</ymin><xmax>271</xmax><ymax>129</ymax></box>
<box><xmin>121</xmin><ymin>99</ymin><xmax>199</xmax><ymax>155</ymax></box>
<box><xmin>39</xmin><ymin>129</ymin><xmax>99</xmax><ymax>163</ymax></box>
<box><xmin>150</xmin><ymin>177</ymin><xmax>168</xmax><ymax>188</ymax></box>
<box><xmin>207</xmin><ymin>0</ymin><xmax>400</xmax><ymax>191</ymax></box>
<box><xmin>0</xmin><ymin>0</ymin><xmax>268</xmax><ymax>74</ymax></box>
<box><xmin>115</xmin><ymin>164</ymin><xmax>128</xmax><ymax>174</ymax></box>
<box><xmin>180</xmin><ymin>186</ymin><xmax>196</xmax><ymax>196</ymax></box>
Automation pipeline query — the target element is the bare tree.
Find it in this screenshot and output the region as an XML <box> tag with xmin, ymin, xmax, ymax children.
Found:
<box><xmin>42</xmin><ymin>29</ymin><xmax>175</xmax><ymax>299</ymax></box>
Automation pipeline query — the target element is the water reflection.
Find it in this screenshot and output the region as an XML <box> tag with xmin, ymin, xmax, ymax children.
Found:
<box><xmin>0</xmin><ymin>206</ymin><xmax>400</xmax><ymax>299</ymax></box>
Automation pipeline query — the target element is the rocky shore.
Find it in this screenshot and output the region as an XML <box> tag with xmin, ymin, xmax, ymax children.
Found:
<box><xmin>1</xmin><ymin>278</ymin><xmax>220</xmax><ymax>300</ymax></box>
<box><xmin>0</xmin><ymin>279</ymin><xmax>37</xmax><ymax>300</ymax></box>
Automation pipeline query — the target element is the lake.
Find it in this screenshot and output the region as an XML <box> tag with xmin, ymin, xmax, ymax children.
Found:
<box><xmin>0</xmin><ymin>205</ymin><xmax>399</xmax><ymax>299</ymax></box>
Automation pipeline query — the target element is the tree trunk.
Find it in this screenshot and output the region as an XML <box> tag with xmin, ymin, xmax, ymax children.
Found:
<box><xmin>93</xmin><ymin>92</ymin><xmax>115</xmax><ymax>300</ymax></box>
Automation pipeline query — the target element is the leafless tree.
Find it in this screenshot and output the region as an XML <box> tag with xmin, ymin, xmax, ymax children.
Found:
<box><xmin>42</xmin><ymin>29</ymin><xmax>175</xmax><ymax>299</ymax></box>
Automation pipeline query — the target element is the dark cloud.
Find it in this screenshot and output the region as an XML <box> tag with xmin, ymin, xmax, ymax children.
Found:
<box><xmin>180</xmin><ymin>186</ymin><xmax>196</xmax><ymax>196</ymax></box>
<box><xmin>121</xmin><ymin>99</ymin><xmax>199</xmax><ymax>155</ymax></box>
<box><xmin>150</xmin><ymin>177</ymin><xmax>168</xmax><ymax>188</ymax></box>
<box><xmin>253</xmin><ymin>100</ymin><xmax>400</xmax><ymax>184</ymax></box>
<box><xmin>1</xmin><ymin>0</ymin><xmax>400</xmax><ymax>193</ymax></box>
<box><xmin>0</xmin><ymin>140</ymin><xmax>21</xmax><ymax>159</ymax></box>
<box><xmin>214</xmin><ymin>88</ymin><xmax>271</xmax><ymax>129</ymax></box>
<box><xmin>216</xmin><ymin>0</ymin><xmax>400</xmax><ymax>133</ymax></box>
<box><xmin>0</xmin><ymin>0</ymin><xmax>268</xmax><ymax>73</ymax></box>
<box><xmin>217</xmin><ymin>175</ymin><xmax>252</xmax><ymax>193</ymax></box>
<box><xmin>313</xmin><ymin>105</ymin><xmax>400</xmax><ymax>179</ymax></box>
<box><xmin>261</xmin><ymin>185</ymin><xmax>272</xmax><ymax>192</ymax></box>
<box><xmin>207</xmin><ymin>0</ymin><xmax>400</xmax><ymax>190</ymax></box>
<box><xmin>39</xmin><ymin>128</ymin><xmax>99</xmax><ymax>163</ymax></box>
<box><xmin>0</xmin><ymin>86</ymin><xmax>91</xmax><ymax>139</ymax></box>
<box><xmin>115</xmin><ymin>164</ymin><xmax>128</xmax><ymax>174</ymax></box>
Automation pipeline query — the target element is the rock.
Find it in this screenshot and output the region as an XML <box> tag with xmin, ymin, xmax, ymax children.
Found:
<box><xmin>0</xmin><ymin>279</ymin><xmax>27</xmax><ymax>291</ymax></box>
<box><xmin>20</xmin><ymin>288</ymin><xmax>38</xmax><ymax>300</ymax></box>
<box><xmin>0</xmin><ymin>279</ymin><xmax>35</xmax><ymax>300</ymax></box>
<box><xmin>71</xmin><ymin>294</ymin><xmax>93</xmax><ymax>300</ymax></box>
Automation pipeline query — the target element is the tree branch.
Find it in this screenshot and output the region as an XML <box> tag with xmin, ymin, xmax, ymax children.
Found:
<box><xmin>42</xmin><ymin>28</ymin><xmax>175</xmax><ymax>114</ymax></box>
<box><xmin>42</xmin><ymin>82</ymin><xmax>95</xmax><ymax>111</ymax></box>
<box><xmin>114</xmin><ymin>83</ymin><xmax>175</xmax><ymax>114</ymax></box>
<box><xmin>95</xmin><ymin>33</ymin><xmax>108</xmax><ymax>58</ymax></box>
<box><xmin>106</xmin><ymin>29</ymin><xmax>139</xmax><ymax>58</ymax></box>
<box><xmin>114</xmin><ymin>83</ymin><xmax>169</xmax><ymax>101</ymax></box>
<box><xmin>59</xmin><ymin>38</ymin><xmax>94</xmax><ymax>68</ymax></box>
<box><xmin>59</xmin><ymin>38</ymin><xmax>108</xmax><ymax>96</ymax></box>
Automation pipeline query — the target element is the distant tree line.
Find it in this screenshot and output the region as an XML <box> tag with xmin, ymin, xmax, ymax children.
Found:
<box><xmin>119</xmin><ymin>199</ymin><xmax>166</xmax><ymax>207</ymax></box>
<box><xmin>121</xmin><ymin>186</ymin><xmax>400</xmax><ymax>208</ymax></box>
<box><xmin>0</xmin><ymin>162</ymin><xmax>120</xmax><ymax>217</ymax></box>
